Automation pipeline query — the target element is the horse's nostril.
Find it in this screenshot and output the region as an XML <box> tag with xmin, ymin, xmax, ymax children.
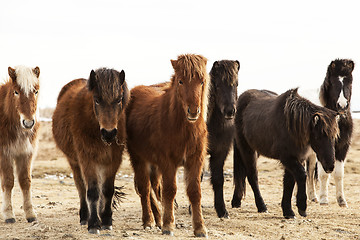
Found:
<box><xmin>187</xmin><ymin>107</ymin><xmax>191</xmax><ymax>114</ymax></box>
<box><xmin>23</xmin><ymin>119</ymin><xmax>35</xmax><ymax>129</ymax></box>
<box><xmin>101</xmin><ymin>128</ymin><xmax>117</xmax><ymax>142</ymax></box>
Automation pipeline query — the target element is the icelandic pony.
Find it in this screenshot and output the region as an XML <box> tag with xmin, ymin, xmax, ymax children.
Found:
<box><xmin>232</xmin><ymin>88</ymin><xmax>339</xmax><ymax>218</ymax></box>
<box><xmin>52</xmin><ymin>68</ymin><xmax>129</xmax><ymax>234</ymax></box>
<box><xmin>303</xmin><ymin>59</ymin><xmax>354</xmax><ymax>206</ymax></box>
<box><xmin>0</xmin><ymin>66</ymin><xmax>40</xmax><ymax>223</ymax></box>
<box><xmin>126</xmin><ymin>54</ymin><xmax>209</xmax><ymax>237</ymax></box>
<box><xmin>207</xmin><ymin>60</ymin><xmax>239</xmax><ymax>218</ymax></box>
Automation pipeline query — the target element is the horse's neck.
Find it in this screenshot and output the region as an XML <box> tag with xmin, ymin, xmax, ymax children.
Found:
<box><xmin>0</xmin><ymin>85</ymin><xmax>19</xmax><ymax>125</ymax></box>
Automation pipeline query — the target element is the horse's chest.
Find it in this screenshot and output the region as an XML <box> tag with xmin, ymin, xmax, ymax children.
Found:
<box><xmin>2</xmin><ymin>135</ymin><xmax>34</xmax><ymax>158</ymax></box>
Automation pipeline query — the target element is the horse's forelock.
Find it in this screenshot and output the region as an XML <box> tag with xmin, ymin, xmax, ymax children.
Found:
<box><xmin>315</xmin><ymin>110</ymin><xmax>340</xmax><ymax>141</ymax></box>
<box><xmin>210</xmin><ymin>60</ymin><xmax>239</xmax><ymax>86</ymax></box>
<box><xmin>13</xmin><ymin>66</ymin><xmax>39</xmax><ymax>96</ymax></box>
<box><xmin>92</xmin><ymin>68</ymin><xmax>124</xmax><ymax>102</ymax></box>
<box><xmin>173</xmin><ymin>54</ymin><xmax>207</xmax><ymax>82</ymax></box>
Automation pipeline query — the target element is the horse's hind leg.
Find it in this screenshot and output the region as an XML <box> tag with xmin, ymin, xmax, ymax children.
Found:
<box><xmin>15</xmin><ymin>155</ymin><xmax>36</xmax><ymax>222</ymax></box>
<box><xmin>209</xmin><ymin>150</ymin><xmax>229</xmax><ymax>218</ymax></box>
<box><xmin>68</xmin><ymin>160</ymin><xmax>88</xmax><ymax>225</ymax></box>
<box><xmin>161</xmin><ymin>165</ymin><xmax>177</xmax><ymax>236</ymax></box>
<box><xmin>0</xmin><ymin>155</ymin><xmax>15</xmax><ymax>223</ymax></box>
<box><xmin>306</xmin><ymin>154</ymin><xmax>318</xmax><ymax>202</ymax></box>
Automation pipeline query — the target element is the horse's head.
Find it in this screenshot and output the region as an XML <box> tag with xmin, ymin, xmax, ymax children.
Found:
<box><xmin>88</xmin><ymin>68</ymin><xmax>129</xmax><ymax>145</ymax></box>
<box><xmin>171</xmin><ymin>54</ymin><xmax>208</xmax><ymax>122</ymax></box>
<box><xmin>209</xmin><ymin>60</ymin><xmax>239</xmax><ymax>120</ymax></box>
<box><xmin>309</xmin><ymin>110</ymin><xmax>339</xmax><ymax>173</ymax></box>
<box><xmin>8</xmin><ymin>66</ymin><xmax>40</xmax><ymax>130</ymax></box>
<box><xmin>321</xmin><ymin>59</ymin><xmax>354</xmax><ymax>113</ymax></box>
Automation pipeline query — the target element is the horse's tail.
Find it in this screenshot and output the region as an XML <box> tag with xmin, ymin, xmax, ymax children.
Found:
<box><xmin>57</xmin><ymin>78</ymin><xmax>86</xmax><ymax>103</ymax></box>
<box><xmin>112</xmin><ymin>186</ymin><xmax>126</xmax><ymax>210</ymax></box>
<box><xmin>231</xmin><ymin>139</ymin><xmax>247</xmax><ymax>207</ymax></box>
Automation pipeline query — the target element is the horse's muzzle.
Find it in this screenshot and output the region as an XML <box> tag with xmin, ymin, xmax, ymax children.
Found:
<box><xmin>101</xmin><ymin>128</ymin><xmax>117</xmax><ymax>145</ymax></box>
<box><xmin>187</xmin><ymin>107</ymin><xmax>200</xmax><ymax>122</ymax></box>
<box><xmin>22</xmin><ymin>119</ymin><xmax>35</xmax><ymax>129</ymax></box>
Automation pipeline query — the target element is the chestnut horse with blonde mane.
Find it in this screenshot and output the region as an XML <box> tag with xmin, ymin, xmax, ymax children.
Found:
<box><xmin>52</xmin><ymin>68</ymin><xmax>129</xmax><ymax>234</ymax></box>
<box><xmin>126</xmin><ymin>54</ymin><xmax>209</xmax><ymax>237</ymax></box>
<box><xmin>0</xmin><ymin>66</ymin><xmax>40</xmax><ymax>223</ymax></box>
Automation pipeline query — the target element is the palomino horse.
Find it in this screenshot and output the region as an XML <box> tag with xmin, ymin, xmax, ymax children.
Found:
<box><xmin>126</xmin><ymin>54</ymin><xmax>209</xmax><ymax>237</ymax></box>
<box><xmin>207</xmin><ymin>60</ymin><xmax>239</xmax><ymax>218</ymax></box>
<box><xmin>0</xmin><ymin>66</ymin><xmax>40</xmax><ymax>223</ymax></box>
<box><xmin>52</xmin><ymin>68</ymin><xmax>129</xmax><ymax>234</ymax></box>
<box><xmin>301</xmin><ymin>59</ymin><xmax>354</xmax><ymax>206</ymax></box>
<box><xmin>232</xmin><ymin>88</ymin><xmax>339</xmax><ymax>218</ymax></box>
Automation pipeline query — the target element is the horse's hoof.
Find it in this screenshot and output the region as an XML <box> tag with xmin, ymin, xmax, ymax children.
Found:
<box><xmin>195</xmin><ymin>232</ymin><xmax>208</xmax><ymax>238</ymax></box>
<box><xmin>298</xmin><ymin>210</ymin><xmax>307</xmax><ymax>217</ymax></box>
<box><xmin>27</xmin><ymin>217</ymin><xmax>37</xmax><ymax>223</ymax></box>
<box><xmin>80</xmin><ymin>220</ymin><xmax>87</xmax><ymax>225</ymax></box>
<box><xmin>337</xmin><ymin>198</ymin><xmax>348</xmax><ymax>207</ymax></box>
<box><xmin>217</xmin><ymin>210</ymin><xmax>229</xmax><ymax>219</ymax></box>
<box><xmin>231</xmin><ymin>199</ymin><xmax>241</xmax><ymax>208</ymax></box>
<box><xmin>102</xmin><ymin>225</ymin><xmax>112</xmax><ymax>230</ymax></box>
<box><xmin>88</xmin><ymin>228</ymin><xmax>100</xmax><ymax>234</ymax></box>
<box><xmin>319</xmin><ymin>202</ymin><xmax>329</xmax><ymax>206</ymax></box>
<box><xmin>162</xmin><ymin>230</ymin><xmax>174</xmax><ymax>236</ymax></box>
<box><xmin>5</xmin><ymin>218</ymin><xmax>16</xmax><ymax>223</ymax></box>
<box><xmin>284</xmin><ymin>215</ymin><xmax>296</xmax><ymax>219</ymax></box>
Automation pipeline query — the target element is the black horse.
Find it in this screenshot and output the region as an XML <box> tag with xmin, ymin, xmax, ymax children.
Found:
<box><xmin>232</xmin><ymin>88</ymin><xmax>339</xmax><ymax>218</ymax></box>
<box><xmin>305</xmin><ymin>59</ymin><xmax>354</xmax><ymax>206</ymax></box>
<box><xmin>207</xmin><ymin>60</ymin><xmax>239</xmax><ymax>218</ymax></box>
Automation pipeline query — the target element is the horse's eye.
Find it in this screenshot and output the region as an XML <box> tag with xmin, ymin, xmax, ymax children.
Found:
<box><xmin>14</xmin><ymin>90</ymin><xmax>19</xmax><ymax>96</ymax></box>
<box><xmin>34</xmin><ymin>90</ymin><xmax>39</xmax><ymax>95</ymax></box>
<box><xmin>116</xmin><ymin>98</ymin><xmax>122</xmax><ymax>105</ymax></box>
<box><xmin>94</xmin><ymin>99</ymin><xmax>100</xmax><ymax>105</ymax></box>
<box><xmin>179</xmin><ymin>80</ymin><xmax>183</xmax><ymax>85</ymax></box>
<box><xmin>201</xmin><ymin>81</ymin><xmax>204</xmax><ymax>86</ymax></box>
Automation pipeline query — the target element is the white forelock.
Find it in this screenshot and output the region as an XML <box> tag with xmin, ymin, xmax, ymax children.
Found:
<box><xmin>14</xmin><ymin>66</ymin><xmax>39</xmax><ymax>96</ymax></box>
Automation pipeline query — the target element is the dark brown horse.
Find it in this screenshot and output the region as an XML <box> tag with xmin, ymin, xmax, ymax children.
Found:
<box><xmin>232</xmin><ymin>88</ymin><xmax>339</xmax><ymax>218</ymax></box>
<box><xmin>52</xmin><ymin>68</ymin><xmax>129</xmax><ymax>234</ymax></box>
<box><xmin>304</xmin><ymin>59</ymin><xmax>354</xmax><ymax>206</ymax></box>
<box><xmin>0</xmin><ymin>66</ymin><xmax>40</xmax><ymax>223</ymax></box>
<box><xmin>126</xmin><ymin>54</ymin><xmax>209</xmax><ymax>237</ymax></box>
<box><xmin>207</xmin><ymin>60</ymin><xmax>239</xmax><ymax>218</ymax></box>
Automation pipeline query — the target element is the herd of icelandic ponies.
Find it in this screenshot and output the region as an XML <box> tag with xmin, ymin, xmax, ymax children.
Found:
<box><xmin>0</xmin><ymin>54</ymin><xmax>355</xmax><ymax>237</ymax></box>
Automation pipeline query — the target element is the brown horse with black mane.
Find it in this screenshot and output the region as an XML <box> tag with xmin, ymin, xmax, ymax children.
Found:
<box><xmin>232</xmin><ymin>88</ymin><xmax>339</xmax><ymax>219</ymax></box>
<box><xmin>0</xmin><ymin>66</ymin><xmax>40</xmax><ymax>223</ymax></box>
<box><xmin>52</xmin><ymin>68</ymin><xmax>129</xmax><ymax>234</ymax></box>
<box><xmin>126</xmin><ymin>54</ymin><xmax>209</xmax><ymax>237</ymax></box>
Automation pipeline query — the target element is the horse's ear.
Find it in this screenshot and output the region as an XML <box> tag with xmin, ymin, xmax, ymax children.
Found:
<box><xmin>88</xmin><ymin>70</ymin><xmax>97</xmax><ymax>91</ymax></box>
<box><xmin>119</xmin><ymin>70</ymin><xmax>125</xmax><ymax>85</ymax></box>
<box><xmin>348</xmin><ymin>60</ymin><xmax>355</xmax><ymax>71</ymax></box>
<box><xmin>313</xmin><ymin>114</ymin><xmax>320</xmax><ymax>126</ymax></box>
<box><xmin>8</xmin><ymin>67</ymin><xmax>16</xmax><ymax>82</ymax></box>
<box><xmin>330</xmin><ymin>61</ymin><xmax>336</xmax><ymax>72</ymax></box>
<box><xmin>235</xmin><ymin>60</ymin><xmax>240</xmax><ymax>71</ymax></box>
<box><xmin>171</xmin><ymin>59</ymin><xmax>177</xmax><ymax>70</ymax></box>
<box><xmin>33</xmin><ymin>66</ymin><xmax>40</xmax><ymax>78</ymax></box>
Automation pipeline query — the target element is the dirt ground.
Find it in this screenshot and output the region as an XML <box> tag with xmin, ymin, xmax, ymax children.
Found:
<box><xmin>1</xmin><ymin>119</ymin><xmax>360</xmax><ymax>240</ymax></box>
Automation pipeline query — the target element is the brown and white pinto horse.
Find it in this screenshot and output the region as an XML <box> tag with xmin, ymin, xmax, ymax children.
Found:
<box><xmin>52</xmin><ymin>68</ymin><xmax>129</xmax><ymax>234</ymax></box>
<box><xmin>126</xmin><ymin>54</ymin><xmax>209</xmax><ymax>237</ymax></box>
<box><xmin>0</xmin><ymin>66</ymin><xmax>40</xmax><ymax>223</ymax></box>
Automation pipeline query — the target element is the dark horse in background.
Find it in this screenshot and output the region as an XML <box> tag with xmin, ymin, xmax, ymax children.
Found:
<box><xmin>207</xmin><ymin>60</ymin><xmax>239</xmax><ymax>218</ymax></box>
<box><xmin>232</xmin><ymin>88</ymin><xmax>339</xmax><ymax>218</ymax></box>
<box><xmin>52</xmin><ymin>68</ymin><xmax>129</xmax><ymax>234</ymax></box>
<box><xmin>304</xmin><ymin>59</ymin><xmax>354</xmax><ymax>207</ymax></box>
<box><xmin>126</xmin><ymin>54</ymin><xmax>209</xmax><ymax>237</ymax></box>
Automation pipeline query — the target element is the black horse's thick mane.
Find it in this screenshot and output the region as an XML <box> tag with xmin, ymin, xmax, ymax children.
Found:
<box><xmin>209</xmin><ymin>60</ymin><xmax>239</xmax><ymax>86</ymax></box>
<box><xmin>320</xmin><ymin>59</ymin><xmax>354</xmax><ymax>107</ymax></box>
<box><xmin>284</xmin><ymin>88</ymin><xmax>339</xmax><ymax>147</ymax></box>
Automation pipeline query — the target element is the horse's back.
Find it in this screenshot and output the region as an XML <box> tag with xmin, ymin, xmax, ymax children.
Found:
<box><xmin>57</xmin><ymin>78</ymin><xmax>87</xmax><ymax>103</ymax></box>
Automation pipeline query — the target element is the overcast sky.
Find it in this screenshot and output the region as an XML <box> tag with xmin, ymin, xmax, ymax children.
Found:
<box><xmin>1</xmin><ymin>0</ymin><xmax>359</xmax><ymax>110</ymax></box>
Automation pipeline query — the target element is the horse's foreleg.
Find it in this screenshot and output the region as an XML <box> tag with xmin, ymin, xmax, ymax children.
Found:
<box><xmin>334</xmin><ymin>160</ymin><xmax>347</xmax><ymax>207</ymax></box>
<box><xmin>68</xmin><ymin>161</ymin><xmax>88</xmax><ymax>225</ymax></box>
<box><xmin>283</xmin><ymin>159</ymin><xmax>307</xmax><ymax>217</ymax></box>
<box><xmin>15</xmin><ymin>155</ymin><xmax>36</xmax><ymax>222</ymax></box>
<box><xmin>161</xmin><ymin>166</ymin><xmax>177</xmax><ymax>236</ymax></box>
<box><xmin>306</xmin><ymin>154</ymin><xmax>318</xmax><ymax>202</ymax></box>
<box><xmin>209</xmin><ymin>150</ymin><xmax>228</xmax><ymax>218</ymax></box>
<box><xmin>81</xmin><ymin>163</ymin><xmax>101</xmax><ymax>234</ymax></box>
<box><xmin>0</xmin><ymin>155</ymin><xmax>15</xmax><ymax>223</ymax></box>
<box><xmin>231</xmin><ymin>141</ymin><xmax>246</xmax><ymax>208</ymax></box>
<box><xmin>317</xmin><ymin>162</ymin><xmax>330</xmax><ymax>205</ymax></box>
<box><xmin>184</xmin><ymin>154</ymin><xmax>207</xmax><ymax>238</ymax></box>
<box><xmin>281</xmin><ymin>169</ymin><xmax>296</xmax><ymax>218</ymax></box>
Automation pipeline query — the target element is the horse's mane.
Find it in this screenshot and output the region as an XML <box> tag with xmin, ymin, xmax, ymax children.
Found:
<box><xmin>171</xmin><ymin>54</ymin><xmax>209</xmax><ymax>121</ymax></box>
<box><xmin>209</xmin><ymin>60</ymin><xmax>239</xmax><ymax>86</ymax></box>
<box><xmin>284</xmin><ymin>88</ymin><xmax>339</xmax><ymax>147</ymax></box>
<box><xmin>320</xmin><ymin>59</ymin><xmax>354</xmax><ymax>107</ymax></box>
<box><xmin>11</xmin><ymin>66</ymin><xmax>39</xmax><ymax>96</ymax></box>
